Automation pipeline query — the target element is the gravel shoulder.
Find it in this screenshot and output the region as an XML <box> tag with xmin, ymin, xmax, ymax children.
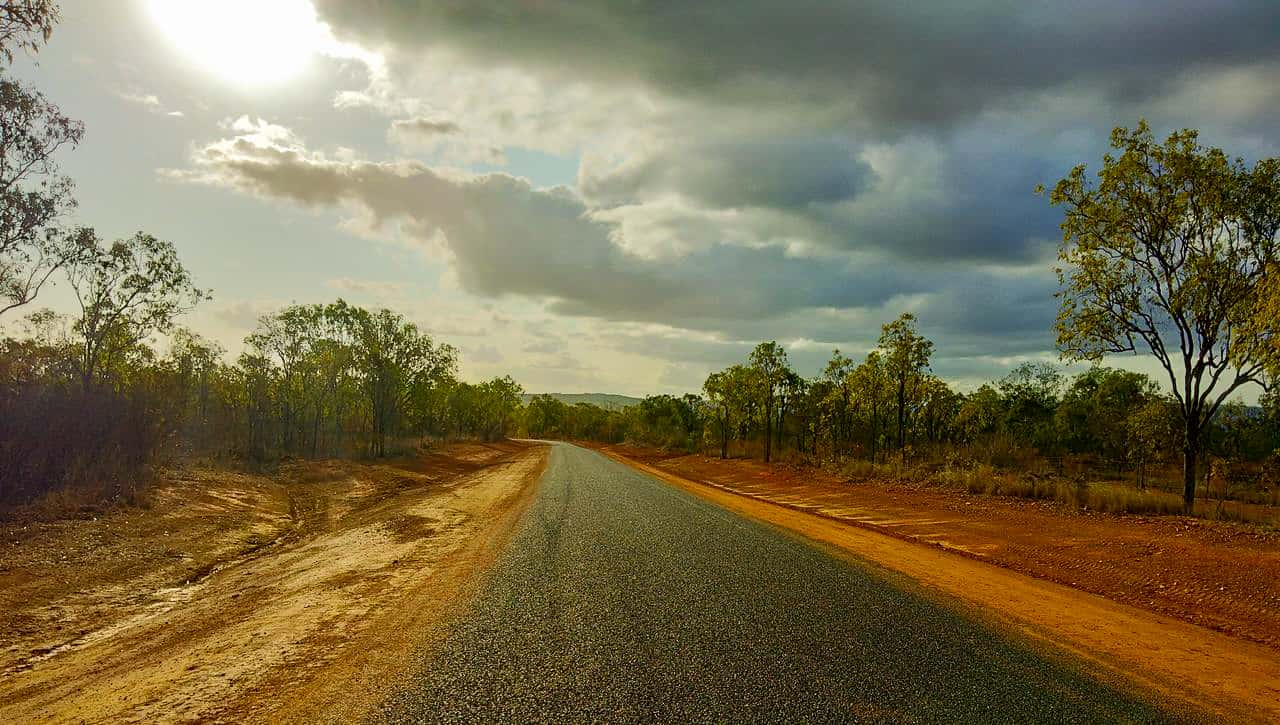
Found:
<box><xmin>0</xmin><ymin>441</ymin><xmax>548</xmax><ymax>723</ymax></box>
<box><xmin>596</xmin><ymin>444</ymin><xmax>1280</xmax><ymax>723</ymax></box>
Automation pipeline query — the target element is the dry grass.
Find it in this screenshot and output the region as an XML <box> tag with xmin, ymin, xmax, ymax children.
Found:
<box><xmin>839</xmin><ymin>458</ymin><xmax>1280</xmax><ymax>527</ymax></box>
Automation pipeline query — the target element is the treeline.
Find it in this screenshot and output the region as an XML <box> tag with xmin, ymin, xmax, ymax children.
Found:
<box><xmin>525</xmin><ymin>392</ymin><xmax>702</xmax><ymax>449</ymax></box>
<box><xmin>526</xmin><ymin>313</ymin><xmax>1280</xmax><ymax>504</ymax></box>
<box><xmin>0</xmin><ymin>285</ymin><xmax>526</xmax><ymax>506</ymax></box>
<box><xmin>198</xmin><ymin>300</ymin><xmax>522</xmax><ymax>459</ymax></box>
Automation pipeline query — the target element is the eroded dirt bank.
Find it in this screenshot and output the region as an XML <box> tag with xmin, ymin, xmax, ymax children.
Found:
<box><xmin>596</xmin><ymin>445</ymin><xmax>1280</xmax><ymax>724</ymax></box>
<box><xmin>0</xmin><ymin>440</ymin><xmax>547</xmax><ymax>723</ymax></box>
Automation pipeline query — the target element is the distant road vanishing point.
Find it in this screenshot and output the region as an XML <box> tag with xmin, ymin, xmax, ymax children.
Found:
<box><xmin>380</xmin><ymin>442</ymin><xmax>1180</xmax><ymax>723</ymax></box>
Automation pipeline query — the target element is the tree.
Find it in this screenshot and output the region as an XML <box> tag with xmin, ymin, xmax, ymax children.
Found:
<box><xmin>703</xmin><ymin>364</ymin><xmax>758</xmax><ymax>458</ymax></box>
<box><xmin>0</xmin><ymin>1</ymin><xmax>58</xmax><ymax>63</ymax></box>
<box><xmin>66</xmin><ymin>231</ymin><xmax>206</xmax><ymax>391</ymax></box>
<box><xmin>1127</xmin><ymin>398</ymin><xmax>1178</xmax><ymax>490</ymax></box>
<box><xmin>168</xmin><ymin>327</ymin><xmax>224</xmax><ymax>445</ymax></box>
<box><xmin>703</xmin><ymin>370</ymin><xmax>732</xmax><ymax>458</ymax></box>
<box><xmin>916</xmin><ymin>375</ymin><xmax>960</xmax><ymax>444</ymax></box>
<box><xmin>246</xmin><ymin>304</ymin><xmax>316</xmax><ymax>454</ymax></box>
<box><xmin>775</xmin><ymin>369</ymin><xmax>805</xmax><ymax>453</ymax></box>
<box><xmin>525</xmin><ymin>394</ymin><xmax>568</xmax><ymax>438</ymax></box>
<box><xmin>955</xmin><ymin>384</ymin><xmax>1002</xmax><ymax>443</ymax></box>
<box><xmin>749</xmin><ymin>341</ymin><xmax>790</xmax><ymax>463</ymax></box>
<box><xmin>794</xmin><ymin>377</ymin><xmax>833</xmax><ymax>456</ymax></box>
<box><xmin>850</xmin><ymin>351</ymin><xmax>889</xmax><ymax>462</ymax></box>
<box><xmin>477</xmin><ymin>376</ymin><xmax>523</xmax><ymax>441</ymax></box>
<box><xmin>341</xmin><ymin>303</ymin><xmax>455</xmax><ymax>456</ymax></box>
<box><xmin>823</xmin><ymin>349</ymin><xmax>855</xmax><ymax>457</ymax></box>
<box><xmin>0</xmin><ymin>1</ymin><xmax>85</xmax><ymax>316</ymax></box>
<box><xmin>998</xmin><ymin>362</ymin><xmax>1063</xmax><ymax>450</ymax></box>
<box><xmin>878</xmin><ymin>313</ymin><xmax>933</xmax><ymax>459</ymax></box>
<box><xmin>1253</xmin><ymin>260</ymin><xmax>1280</xmax><ymax>382</ymax></box>
<box><xmin>1046</xmin><ymin>122</ymin><xmax>1280</xmax><ymax>510</ymax></box>
<box><xmin>1056</xmin><ymin>366</ymin><xmax>1157</xmax><ymax>464</ymax></box>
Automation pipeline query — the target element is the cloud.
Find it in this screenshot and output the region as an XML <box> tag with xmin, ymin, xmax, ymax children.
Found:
<box><xmin>166</xmin><ymin>4</ymin><xmax>1280</xmax><ymax>391</ymax></box>
<box><xmin>583</xmin><ymin>137</ymin><xmax>874</xmax><ymax>211</ymax></box>
<box><xmin>464</xmin><ymin>343</ymin><xmax>504</xmax><ymax>364</ymax></box>
<box><xmin>165</xmin><ymin>121</ymin><xmax>1076</xmax><ymax>389</ymax></box>
<box><xmin>391</xmin><ymin>117</ymin><xmax>461</xmax><ymax>139</ymax></box>
<box><xmin>326</xmin><ymin>277</ymin><xmax>408</xmax><ymax>299</ymax></box>
<box><xmin>119</xmin><ymin>91</ymin><xmax>160</xmax><ymax>108</ymax></box>
<box><xmin>211</xmin><ymin>299</ymin><xmax>282</xmax><ymax>332</ymax></box>
<box><xmin>166</xmin><ymin>124</ymin><xmax>927</xmax><ymax>325</ymax></box>
<box><xmin>118</xmin><ymin>90</ymin><xmax>184</xmax><ymax>117</ymax></box>
<box><xmin>522</xmin><ymin>338</ymin><xmax>562</xmax><ymax>355</ymax></box>
<box><xmin>314</xmin><ymin>1</ymin><xmax>1280</xmax><ymax>136</ymax></box>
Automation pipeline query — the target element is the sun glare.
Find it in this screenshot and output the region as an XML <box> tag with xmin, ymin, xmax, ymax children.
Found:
<box><xmin>147</xmin><ymin>0</ymin><xmax>329</xmax><ymax>86</ymax></box>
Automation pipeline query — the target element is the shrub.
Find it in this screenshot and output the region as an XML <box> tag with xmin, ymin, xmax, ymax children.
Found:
<box><xmin>0</xmin><ymin>382</ymin><xmax>170</xmax><ymax>511</ymax></box>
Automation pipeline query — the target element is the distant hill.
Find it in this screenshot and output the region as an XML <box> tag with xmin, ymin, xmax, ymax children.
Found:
<box><xmin>521</xmin><ymin>393</ymin><xmax>643</xmax><ymax>410</ymax></box>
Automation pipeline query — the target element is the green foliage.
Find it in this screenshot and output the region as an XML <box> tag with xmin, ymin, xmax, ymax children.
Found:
<box><xmin>1125</xmin><ymin>398</ymin><xmax>1179</xmax><ymax>489</ymax></box>
<box><xmin>1047</xmin><ymin>121</ymin><xmax>1280</xmax><ymax>507</ymax></box>
<box><xmin>66</xmin><ymin>231</ymin><xmax>207</xmax><ymax>391</ymax></box>
<box><xmin>749</xmin><ymin>341</ymin><xmax>790</xmax><ymax>462</ymax></box>
<box><xmin>1056</xmin><ymin>366</ymin><xmax>1157</xmax><ymax>462</ymax></box>
<box><xmin>879</xmin><ymin>313</ymin><xmax>934</xmax><ymax>457</ymax></box>
<box><xmin>0</xmin><ymin>2</ymin><xmax>84</xmax><ymax>317</ymax></box>
<box><xmin>438</xmin><ymin>376</ymin><xmax>524</xmax><ymax>442</ymax></box>
<box><xmin>955</xmin><ymin>384</ymin><xmax>1001</xmax><ymax>442</ymax></box>
<box><xmin>519</xmin><ymin>392</ymin><xmax>639</xmax><ymax>410</ymax></box>
<box><xmin>523</xmin><ymin>392</ymin><xmax>703</xmax><ymax>451</ymax></box>
<box><xmin>237</xmin><ymin>300</ymin><xmax>457</xmax><ymax>458</ymax></box>
<box><xmin>629</xmin><ymin>394</ymin><xmax>703</xmax><ymax>450</ymax></box>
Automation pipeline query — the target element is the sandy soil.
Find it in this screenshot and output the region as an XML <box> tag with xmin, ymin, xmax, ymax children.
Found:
<box><xmin>0</xmin><ymin>441</ymin><xmax>548</xmax><ymax>724</ymax></box>
<box><xmin>597</xmin><ymin>445</ymin><xmax>1280</xmax><ymax>724</ymax></box>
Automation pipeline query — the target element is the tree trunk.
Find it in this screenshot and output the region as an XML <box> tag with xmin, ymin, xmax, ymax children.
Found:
<box><xmin>897</xmin><ymin>376</ymin><xmax>906</xmax><ymax>460</ymax></box>
<box><xmin>869</xmin><ymin>409</ymin><xmax>878</xmax><ymax>464</ymax></box>
<box><xmin>312</xmin><ymin>412</ymin><xmax>321</xmax><ymax>458</ymax></box>
<box><xmin>763</xmin><ymin>400</ymin><xmax>773</xmax><ymax>463</ymax></box>
<box><xmin>776</xmin><ymin>401</ymin><xmax>786</xmax><ymax>453</ymax></box>
<box><xmin>1182</xmin><ymin>429</ymin><xmax>1199</xmax><ymax>514</ymax></box>
<box><xmin>720</xmin><ymin>410</ymin><xmax>728</xmax><ymax>459</ymax></box>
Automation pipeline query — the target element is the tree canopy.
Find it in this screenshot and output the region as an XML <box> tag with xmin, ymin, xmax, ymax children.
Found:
<box><xmin>1046</xmin><ymin>121</ymin><xmax>1280</xmax><ymax>508</ymax></box>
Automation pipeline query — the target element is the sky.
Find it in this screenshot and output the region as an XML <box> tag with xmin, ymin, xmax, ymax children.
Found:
<box><xmin>9</xmin><ymin>0</ymin><xmax>1280</xmax><ymax>397</ymax></box>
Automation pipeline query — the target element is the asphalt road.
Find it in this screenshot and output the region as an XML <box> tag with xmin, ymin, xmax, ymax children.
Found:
<box><xmin>381</xmin><ymin>442</ymin><xmax>1178</xmax><ymax>723</ymax></box>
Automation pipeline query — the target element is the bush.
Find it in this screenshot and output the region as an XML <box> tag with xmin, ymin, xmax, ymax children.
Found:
<box><xmin>959</xmin><ymin>432</ymin><xmax>1040</xmax><ymax>469</ymax></box>
<box><xmin>0</xmin><ymin>382</ymin><xmax>170</xmax><ymax>511</ymax></box>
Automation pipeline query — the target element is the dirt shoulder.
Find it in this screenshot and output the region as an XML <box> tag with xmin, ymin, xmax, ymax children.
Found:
<box><xmin>595</xmin><ymin>444</ymin><xmax>1280</xmax><ymax>724</ymax></box>
<box><xmin>0</xmin><ymin>440</ymin><xmax>548</xmax><ymax>724</ymax></box>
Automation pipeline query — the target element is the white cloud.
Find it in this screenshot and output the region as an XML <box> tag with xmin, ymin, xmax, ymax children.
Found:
<box><xmin>117</xmin><ymin>89</ymin><xmax>184</xmax><ymax>117</ymax></box>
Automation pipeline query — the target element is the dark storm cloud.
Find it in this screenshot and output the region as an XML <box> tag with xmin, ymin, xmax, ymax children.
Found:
<box><xmin>582</xmin><ymin>137</ymin><xmax>874</xmax><ymax>211</ymax></box>
<box><xmin>312</xmin><ymin>0</ymin><xmax>1280</xmax><ymax>270</ymax></box>
<box><xmin>315</xmin><ymin>1</ymin><xmax>1280</xmax><ymax>132</ymax></box>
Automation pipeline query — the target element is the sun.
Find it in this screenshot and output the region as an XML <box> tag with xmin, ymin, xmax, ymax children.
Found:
<box><xmin>147</xmin><ymin>0</ymin><xmax>330</xmax><ymax>86</ymax></box>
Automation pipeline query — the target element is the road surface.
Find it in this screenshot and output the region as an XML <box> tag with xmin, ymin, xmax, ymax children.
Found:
<box><xmin>381</xmin><ymin>442</ymin><xmax>1178</xmax><ymax>723</ymax></box>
